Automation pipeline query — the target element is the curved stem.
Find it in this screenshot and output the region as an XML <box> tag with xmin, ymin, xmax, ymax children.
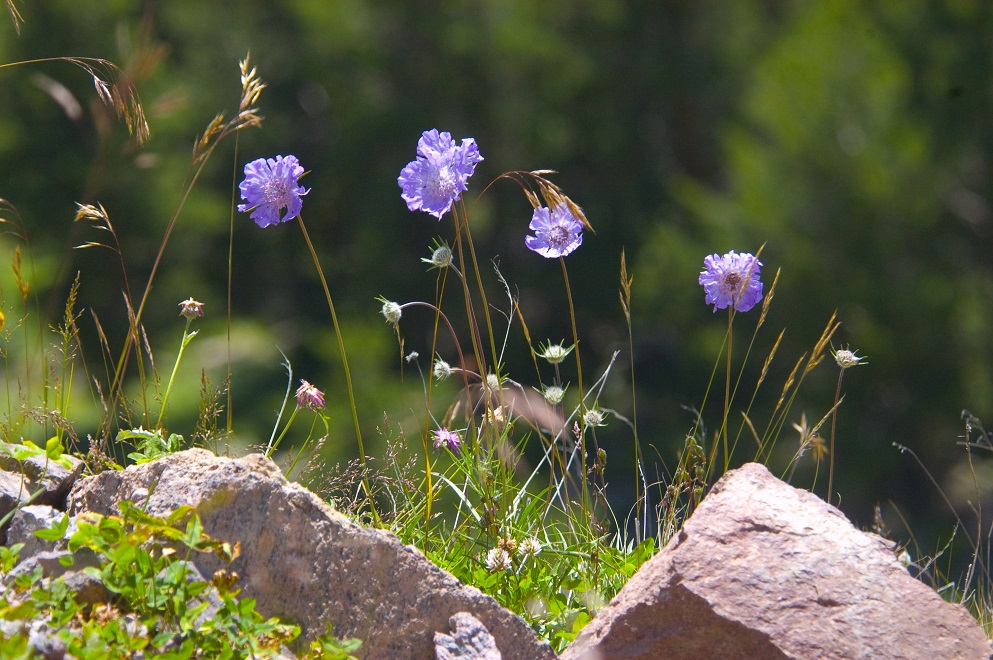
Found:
<box><xmin>296</xmin><ymin>214</ymin><xmax>379</xmax><ymax>525</ymax></box>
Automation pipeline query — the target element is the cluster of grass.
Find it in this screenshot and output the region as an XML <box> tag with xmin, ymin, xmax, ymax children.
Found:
<box><xmin>2</xmin><ymin>11</ymin><xmax>992</xmax><ymax>655</ymax></box>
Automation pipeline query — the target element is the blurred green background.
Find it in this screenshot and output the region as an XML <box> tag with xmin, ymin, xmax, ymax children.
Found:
<box><xmin>2</xmin><ymin>1</ymin><xmax>993</xmax><ymax>566</ymax></box>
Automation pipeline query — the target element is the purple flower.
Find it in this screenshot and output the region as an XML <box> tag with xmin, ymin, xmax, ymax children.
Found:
<box><xmin>432</xmin><ymin>428</ymin><xmax>462</xmax><ymax>453</ymax></box>
<box><xmin>525</xmin><ymin>204</ymin><xmax>583</xmax><ymax>258</ymax></box>
<box><xmin>699</xmin><ymin>251</ymin><xmax>764</xmax><ymax>313</ymax></box>
<box><xmin>398</xmin><ymin>130</ymin><xmax>483</xmax><ymax>219</ymax></box>
<box><xmin>295</xmin><ymin>379</ymin><xmax>325</xmax><ymax>410</ymax></box>
<box><xmin>237</xmin><ymin>155</ymin><xmax>309</xmax><ymax>228</ymax></box>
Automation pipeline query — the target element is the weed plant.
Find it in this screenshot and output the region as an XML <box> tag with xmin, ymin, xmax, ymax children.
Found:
<box><xmin>1</xmin><ymin>8</ymin><xmax>991</xmax><ymax>654</ymax></box>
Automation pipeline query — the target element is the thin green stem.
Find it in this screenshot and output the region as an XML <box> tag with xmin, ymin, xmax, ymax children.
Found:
<box><xmin>559</xmin><ymin>257</ymin><xmax>588</xmax><ymax>526</ymax></box>
<box><xmin>295</xmin><ymin>214</ymin><xmax>379</xmax><ymax>525</ymax></box>
<box><xmin>828</xmin><ymin>369</ymin><xmax>844</xmax><ymax>503</ymax></box>
<box><xmin>266</xmin><ymin>405</ymin><xmax>300</xmax><ymax>458</ymax></box>
<box><xmin>156</xmin><ymin>318</ymin><xmax>194</xmax><ymax>429</ymax></box>
<box><xmin>723</xmin><ymin>307</ymin><xmax>732</xmax><ymax>472</ymax></box>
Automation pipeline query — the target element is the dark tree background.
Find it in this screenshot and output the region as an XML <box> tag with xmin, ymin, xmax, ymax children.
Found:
<box><xmin>2</xmin><ymin>1</ymin><xmax>992</xmax><ymax>569</ymax></box>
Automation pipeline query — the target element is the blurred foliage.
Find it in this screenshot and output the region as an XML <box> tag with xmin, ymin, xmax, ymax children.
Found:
<box><xmin>1</xmin><ymin>0</ymin><xmax>992</xmax><ymax>560</ymax></box>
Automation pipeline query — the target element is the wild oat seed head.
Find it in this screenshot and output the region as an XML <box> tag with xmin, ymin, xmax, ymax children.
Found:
<box><xmin>699</xmin><ymin>250</ymin><xmax>764</xmax><ymax>313</ymax></box>
<box><xmin>178</xmin><ymin>298</ymin><xmax>205</xmax><ymax>319</ymax></box>
<box><xmin>433</xmin><ymin>358</ymin><xmax>452</xmax><ymax>381</ymax></box>
<box><xmin>295</xmin><ymin>380</ymin><xmax>326</xmax><ymax>410</ymax></box>
<box><xmin>833</xmin><ymin>347</ymin><xmax>866</xmax><ymax>369</ymax></box>
<box><xmin>237</xmin><ymin>155</ymin><xmax>309</xmax><ymax>228</ymax></box>
<box><xmin>485</xmin><ymin>547</ymin><xmax>513</xmax><ymax>573</ymax></box>
<box><xmin>525</xmin><ymin>203</ymin><xmax>584</xmax><ymax>258</ymax></box>
<box><xmin>398</xmin><ymin>129</ymin><xmax>483</xmax><ymax>219</ymax></box>
<box><xmin>380</xmin><ymin>300</ymin><xmax>402</xmax><ymax>326</ymax></box>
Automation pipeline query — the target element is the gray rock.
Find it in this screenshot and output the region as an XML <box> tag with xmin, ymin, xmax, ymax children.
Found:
<box><xmin>68</xmin><ymin>448</ymin><xmax>555</xmax><ymax>660</ymax></box>
<box><xmin>6</xmin><ymin>505</ymin><xmax>75</xmax><ymax>561</ymax></box>
<box><xmin>435</xmin><ymin>612</ymin><xmax>502</xmax><ymax>659</ymax></box>
<box><xmin>563</xmin><ymin>462</ymin><xmax>993</xmax><ymax>660</ymax></box>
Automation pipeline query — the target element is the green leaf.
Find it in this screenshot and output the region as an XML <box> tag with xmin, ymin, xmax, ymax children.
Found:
<box><xmin>45</xmin><ymin>436</ymin><xmax>63</xmax><ymax>461</ymax></box>
<box><xmin>34</xmin><ymin>513</ymin><xmax>70</xmax><ymax>541</ymax></box>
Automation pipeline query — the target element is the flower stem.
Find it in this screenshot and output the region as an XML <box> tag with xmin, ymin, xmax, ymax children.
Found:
<box><xmin>266</xmin><ymin>405</ymin><xmax>300</xmax><ymax>458</ymax></box>
<box><xmin>724</xmin><ymin>307</ymin><xmax>732</xmax><ymax>472</ymax></box>
<box><xmin>296</xmin><ymin>215</ymin><xmax>379</xmax><ymax>525</ymax></box>
<box><xmin>156</xmin><ymin>318</ymin><xmax>195</xmax><ymax>429</ymax></box>
<box><xmin>559</xmin><ymin>257</ymin><xmax>589</xmax><ymax>524</ymax></box>
<box><xmin>828</xmin><ymin>368</ymin><xmax>844</xmax><ymax>503</ymax></box>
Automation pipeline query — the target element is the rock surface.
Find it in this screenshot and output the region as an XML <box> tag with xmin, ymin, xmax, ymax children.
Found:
<box><xmin>0</xmin><ymin>443</ymin><xmax>83</xmax><ymax>544</ymax></box>
<box><xmin>434</xmin><ymin>612</ymin><xmax>502</xmax><ymax>659</ymax></box>
<box><xmin>67</xmin><ymin>448</ymin><xmax>555</xmax><ymax>660</ymax></box>
<box><xmin>563</xmin><ymin>462</ymin><xmax>992</xmax><ymax>660</ymax></box>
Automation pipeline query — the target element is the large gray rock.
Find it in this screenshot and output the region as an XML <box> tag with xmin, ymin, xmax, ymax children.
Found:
<box><xmin>563</xmin><ymin>462</ymin><xmax>992</xmax><ymax>660</ymax></box>
<box><xmin>67</xmin><ymin>448</ymin><xmax>555</xmax><ymax>660</ymax></box>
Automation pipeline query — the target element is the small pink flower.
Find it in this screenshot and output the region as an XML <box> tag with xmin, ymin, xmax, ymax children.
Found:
<box><xmin>432</xmin><ymin>428</ymin><xmax>462</xmax><ymax>452</ymax></box>
<box><xmin>178</xmin><ymin>298</ymin><xmax>205</xmax><ymax>319</ymax></box>
<box><xmin>296</xmin><ymin>379</ymin><xmax>326</xmax><ymax>410</ymax></box>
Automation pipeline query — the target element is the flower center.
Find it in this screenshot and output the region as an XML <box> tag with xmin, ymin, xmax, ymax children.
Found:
<box><xmin>547</xmin><ymin>224</ymin><xmax>570</xmax><ymax>248</ymax></box>
<box><xmin>723</xmin><ymin>272</ymin><xmax>742</xmax><ymax>290</ymax></box>
<box><xmin>262</xmin><ymin>177</ymin><xmax>291</xmax><ymax>208</ymax></box>
<box><xmin>428</xmin><ymin>165</ymin><xmax>458</xmax><ymax>198</ymax></box>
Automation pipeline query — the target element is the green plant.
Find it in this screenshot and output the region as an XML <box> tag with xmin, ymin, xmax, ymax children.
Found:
<box><xmin>0</xmin><ymin>502</ymin><xmax>362</xmax><ymax>658</ymax></box>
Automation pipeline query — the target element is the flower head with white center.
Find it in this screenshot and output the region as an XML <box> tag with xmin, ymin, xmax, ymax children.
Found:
<box><xmin>541</xmin><ymin>384</ymin><xmax>566</xmax><ymax>405</ymax></box>
<box><xmin>538</xmin><ymin>341</ymin><xmax>574</xmax><ymax>365</ymax></box>
<box><xmin>398</xmin><ymin>130</ymin><xmax>483</xmax><ymax>219</ymax></box>
<box><xmin>485</xmin><ymin>547</ymin><xmax>513</xmax><ymax>573</ymax></box>
<box><xmin>525</xmin><ymin>203</ymin><xmax>584</xmax><ymax>258</ymax></box>
<box><xmin>433</xmin><ymin>358</ymin><xmax>452</xmax><ymax>381</ymax></box>
<box><xmin>237</xmin><ymin>155</ymin><xmax>309</xmax><ymax>228</ymax></box>
<box><xmin>422</xmin><ymin>240</ymin><xmax>454</xmax><ymax>270</ymax></box>
<box><xmin>380</xmin><ymin>299</ymin><xmax>402</xmax><ymax>327</ymax></box>
<box><xmin>520</xmin><ymin>537</ymin><xmax>542</xmax><ymax>557</ymax></box>
<box><xmin>833</xmin><ymin>346</ymin><xmax>867</xmax><ymax>369</ymax></box>
<box><xmin>698</xmin><ymin>250</ymin><xmax>764</xmax><ymax>313</ymax></box>
<box><xmin>583</xmin><ymin>407</ymin><xmax>607</xmax><ymax>428</ymax></box>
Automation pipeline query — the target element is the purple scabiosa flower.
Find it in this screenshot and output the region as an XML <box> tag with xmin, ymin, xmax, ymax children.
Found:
<box><xmin>398</xmin><ymin>129</ymin><xmax>483</xmax><ymax>219</ymax></box>
<box><xmin>295</xmin><ymin>379</ymin><xmax>325</xmax><ymax>411</ymax></box>
<box><xmin>432</xmin><ymin>428</ymin><xmax>462</xmax><ymax>452</ymax></box>
<box><xmin>237</xmin><ymin>155</ymin><xmax>309</xmax><ymax>228</ymax></box>
<box><xmin>699</xmin><ymin>251</ymin><xmax>764</xmax><ymax>313</ymax></box>
<box><xmin>525</xmin><ymin>204</ymin><xmax>583</xmax><ymax>258</ymax></box>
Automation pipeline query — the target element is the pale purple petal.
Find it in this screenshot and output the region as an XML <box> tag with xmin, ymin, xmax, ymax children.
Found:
<box><xmin>525</xmin><ymin>204</ymin><xmax>584</xmax><ymax>258</ymax></box>
<box><xmin>237</xmin><ymin>155</ymin><xmax>309</xmax><ymax>228</ymax></box>
<box><xmin>699</xmin><ymin>251</ymin><xmax>763</xmax><ymax>312</ymax></box>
